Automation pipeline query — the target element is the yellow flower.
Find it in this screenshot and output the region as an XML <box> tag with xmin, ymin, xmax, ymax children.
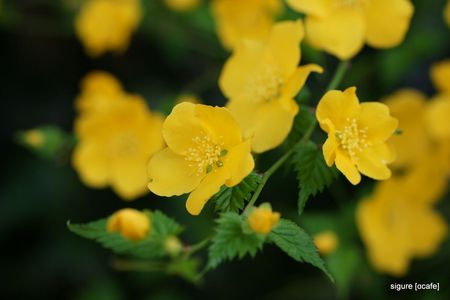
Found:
<box><xmin>23</xmin><ymin>129</ymin><xmax>44</xmax><ymax>148</ymax></box>
<box><xmin>73</xmin><ymin>95</ymin><xmax>165</xmax><ymax>200</ymax></box>
<box><xmin>76</xmin><ymin>71</ymin><xmax>124</xmax><ymax>113</ymax></box>
<box><xmin>431</xmin><ymin>59</ymin><xmax>450</xmax><ymax>95</ymax></box>
<box><xmin>220</xmin><ymin>20</ymin><xmax>323</xmax><ymax>153</ymax></box>
<box><xmin>383</xmin><ymin>89</ymin><xmax>430</xmax><ymax>169</ymax></box>
<box><xmin>313</xmin><ymin>230</ymin><xmax>339</xmax><ymax>256</ymax></box>
<box><xmin>445</xmin><ymin>0</ymin><xmax>450</xmax><ymax>27</ymax></box>
<box><xmin>316</xmin><ymin>87</ymin><xmax>398</xmax><ymax>185</ymax></box>
<box><xmin>248</xmin><ymin>205</ymin><xmax>280</xmax><ymax>234</ymax></box>
<box><xmin>357</xmin><ymin>175</ymin><xmax>448</xmax><ymax>276</ymax></box>
<box><xmin>211</xmin><ymin>0</ymin><xmax>282</xmax><ymax>50</ymax></box>
<box><xmin>287</xmin><ymin>0</ymin><xmax>414</xmax><ymax>60</ymax></box>
<box><xmin>147</xmin><ymin>102</ymin><xmax>254</xmax><ymax>215</ymax></box>
<box><xmin>107</xmin><ymin>208</ymin><xmax>150</xmax><ymax>241</ymax></box>
<box><xmin>165</xmin><ymin>0</ymin><xmax>200</xmax><ymax>11</ymax></box>
<box><xmin>75</xmin><ymin>0</ymin><xmax>142</xmax><ymax>57</ymax></box>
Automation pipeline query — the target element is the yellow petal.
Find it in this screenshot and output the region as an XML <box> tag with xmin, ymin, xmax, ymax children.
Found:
<box><xmin>219</xmin><ymin>40</ymin><xmax>265</xmax><ymax>99</ymax></box>
<box><xmin>383</xmin><ymin>89</ymin><xmax>429</xmax><ymax>169</ymax></box>
<box><xmin>281</xmin><ymin>64</ymin><xmax>323</xmax><ymax>99</ymax></box>
<box><xmin>286</xmin><ymin>0</ymin><xmax>331</xmax><ymax>17</ymax></box>
<box><xmin>335</xmin><ymin>150</ymin><xmax>361</xmax><ymax>185</ymax></box>
<box><xmin>162</xmin><ymin>102</ymin><xmax>207</xmax><ymax>155</ymax></box>
<box><xmin>305</xmin><ymin>8</ymin><xmax>365</xmax><ymax>60</ymax></box>
<box><xmin>425</xmin><ymin>94</ymin><xmax>450</xmax><ymax>140</ymax></box>
<box><xmin>410</xmin><ymin>207</ymin><xmax>448</xmax><ymax>258</ymax></box>
<box><xmin>268</xmin><ymin>20</ymin><xmax>304</xmax><ymax>78</ymax></box>
<box><xmin>357</xmin><ymin>102</ymin><xmax>398</xmax><ymax>143</ymax></box>
<box><xmin>186</xmin><ymin>166</ymin><xmax>230</xmax><ymax>215</ymax></box>
<box><xmin>111</xmin><ymin>158</ymin><xmax>148</xmax><ymax>200</ymax></box>
<box><xmin>226</xmin><ymin>98</ymin><xmax>257</xmax><ymax>140</ymax></box>
<box><xmin>147</xmin><ymin>148</ymin><xmax>203</xmax><ymax>197</ymax></box>
<box><xmin>430</xmin><ymin>59</ymin><xmax>450</xmax><ymax>94</ymax></box>
<box><xmin>225</xmin><ymin>140</ymin><xmax>255</xmax><ymax>187</ymax></box>
<box><xmin>194</xmin><ymin>104</ymin><xmax>242</xmax><ymax>148</ymax></box>
<box><xmin>322</xmin><ymin>120</ymin><xmax>338</xmax><ymax>166</ymax></box>
<box><xmin>73</xmin><ymin>142</ymin><xmax>109</xmax><ymax>188</ymax></box>
<box><xmin>364</xmin><ymin>0</ymin><xmax>414</xmax><ymax>48</ymax></box>
<box><xmin>251</xmin><ymin>98</ymin><xmax>299</xmax><ymax>153</ymax></box>
<box><xmin>316</xmin><ymin>87</ymin><xmax>360</xmax><ymax>130</ymax></box>
<box><xmin>356</xmin><ymin>144</ymin><xmax>394</xmax><ymax>181</ymax></box>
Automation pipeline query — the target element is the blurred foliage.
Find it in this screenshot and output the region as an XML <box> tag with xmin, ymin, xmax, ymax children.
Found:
<box><xmin>1</xmin><ymin>0</ymin><xmax>449</xmax><ymax>299</ymax></box>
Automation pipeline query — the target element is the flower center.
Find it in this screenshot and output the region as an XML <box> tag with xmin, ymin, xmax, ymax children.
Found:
<box><xmin>335</xmin><ymin>118</ymin><xmax>370</xmax><ymax>160</ymax></box>
<box><xmin>113</xmin><ymin>132</ymin><xmax>138</xmax><ymax>156</ymax></box>
<box><xmin>184</xmin><ymin>134</ymin><xmax>227</xmax><ymax>175</ymax></box>
<box><xmin>248</xmin><ymin>66</ymin><xmax>284</xmax><ymax>103</ymax></box>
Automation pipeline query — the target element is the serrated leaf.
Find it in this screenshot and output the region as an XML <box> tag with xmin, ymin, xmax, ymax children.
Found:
<box><xmin>213</xmin><ymin>172</ymin><xmax>262</xmax><ymax>213</ymax></box>
<box><xmin>68</xmin><ymin>210</ymin><xmax>183</xmax><ymax>259</ymax></box>
<box><xmin>284</xmin><ymin>108</ymin><xmax>315</xmax><ymax>150</ymax></box>
<box><xmin>207</xmin><ymin>212</ymin><xmax>264</xmax><ymax>269</ymax></box>
<box><xmin>268</xmin><ymin>218</ymin><xmax>333</xmax><ymax>282</ymax></box>
<box><xmin>294</xmin><ymin>141</ymin><xmax>337</xmax><ymax>215</ymax></box>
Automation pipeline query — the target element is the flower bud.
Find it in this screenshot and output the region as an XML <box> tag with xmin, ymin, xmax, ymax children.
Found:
<box><xmin>248</xmin><ymin>205</ymin><xmax>280</xmax><ymax>234</ymax></box>
<box><xmin>24</xmin><ymin>129</ymin><xmax>44</xmax><ymax>148</ymax></box>
<box><xmin>107</xmin><ymin>208</ymin><xmax>150</xmax><ymax>241</ymax></box>
<box><xmin>313</xmin><ymin>231</ymin><xmax>338</xmax><ymax>256</ymax></box>
<box><xmin>164</xmin><ymin>236</ymin><xmax>183</xmax><ymax>257</ymax></box>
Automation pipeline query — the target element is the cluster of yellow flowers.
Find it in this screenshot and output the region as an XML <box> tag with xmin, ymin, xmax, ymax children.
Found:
<box><xmin>67</xmin><ymin>0</ymin><xmax>450</xmax><ymax>279</ymax></box>
<box><xmin>73</xmin><ymin>71</ymin><xmax>164</xmax><ymax>200</ymax></box>
<box><xmin>357</xmin><ymin>61</ymin><xmax>450</xmax><ymax>276</ymax></box>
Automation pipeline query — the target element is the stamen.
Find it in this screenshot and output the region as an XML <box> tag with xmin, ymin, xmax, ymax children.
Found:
<box><xmin>335</xmin><ymin>118</ymin><xmax>370</xmax><ymax>160</ymax></box>
<box><xmin>247</xmin><ymin>66</ymin><xmax>284</xmax><ymax>103</ymax></box>
<box><xmin>184</xmin><ymin>134</ymin><xmax>227</xmax><ymax>175</ymax></box>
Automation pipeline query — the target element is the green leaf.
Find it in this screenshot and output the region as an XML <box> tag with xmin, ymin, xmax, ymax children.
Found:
<box><xmin>284</xmin><ymin>108</ymin><xmax>315</xmax><ymax>150</ymax></box>
<box><xmin>68</xmin><ymin>210</ymin><xmax>183</xmax><ymax>259</ymax></box>
<box><xmin>213</xmin><ymin>172</ymin><xmax>262</xmax><ymax>213</ymax></box>
<box><xmin>268</xmin><ymin>218</ymin><xmax>333</xmax><ymax>282</ymax></box>
<box><xmin>294</xmin><ymin>141</ymin><xmax>337</xmax><ymax>215</ymax></box>
<box><xmin>166</xmin><ymin>258</ymin><xmax>201</xmax><ymax>284</ymax></box>
<box><xmin>208</xmin><ymin>212</ymin><xmax>264</xmax><ymax>269</ymax></box>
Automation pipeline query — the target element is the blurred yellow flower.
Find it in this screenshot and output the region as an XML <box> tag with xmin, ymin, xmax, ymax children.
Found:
<box><xmin>445</xmin><ymin>0</ymin><xmax>450</xmax><ymax>27</ymax></box>
<box><xmin>75</xmin><ymin>0</ymin><xmax>142</xmax><ymax>57</ymax></box>
<box><xmin>107</xmin><ymin>208</ymin><xmax>150</xmax><ymax>241</ymax></box>
<box><xmin>165</xmin><ymin>0</ymin><xmax>200</xmax><ymax>11</ymax></box>
<box><xmin>426</xmin><ymin>95</ymin><xmax>450</xmax><ymax>141</ymax></box>
<box><xmin>147</xmin><ymin>102</ymin><xmax>254</xmax><ymax>215</ymax></box>
<box><xmin>383</xmin><ymin>89</ymin><xmax>430</xmax><ymax>169</ymax></box>
<box><xmin>316</xmin><ymin>87</ymin><xmax>398</xmax><ymax>185</ymax></box>
<box><xmin>76</xmin><ymin>71</ymin><xmax>124</xmax><ymax>113</ymax></box>
<box><xmin>73</xmin><ymin>94</ymin><xmax>165</xmax><ymax>200</ymax></box>
<box><xmin>23</xmin><ymin>129</ymin><xmax>44</xmax><ymax>148</ymax></box>
<box><xmin>313</xmin><ymin>230</ymin><xmax>338</xmax><ymax>256</ymax></box>
<box><xmin>287</xmin><ymin>0</ymin><xmax>414</xmax><ymax>60</ymax></box>
<box><xmin>357</xmin><ymin>175</ymin><xmax>448</xmax><ymax>276</ymax></box>
<box><xmin>211</xmin><ymin>0</ymin><xmax>282</xmax><ymax>50</ymax></box>
<box><xmin>220</xmin><ymin>20</ymin><xmax>323</xmax><ymax>153</ymax></box>
<box><xmin>431</xmin><ymin>59</ymin><xmax>450</xmax><ymax>94</ymax></box>
<box><xmin>248</xmin><ymin>205</ymin><xmax>280</xmax><ymax>234</ymax></box>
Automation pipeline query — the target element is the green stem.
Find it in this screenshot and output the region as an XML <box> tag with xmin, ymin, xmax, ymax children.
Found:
<box><xmin>111</xmin><ymin>259</ymin><xmax>165</xmax><ymax>272</ymax></box>
<box><xmin>183</xmin><ymin>237</ymin><xmax>211</xmax><ymax>258</ymax></box>
<box><xmin>243</xmin><ymin>60</ymin><xmax>350</xmax><ymax>214</ymax></box>
<box><xmin>326</xmin><ymin>61</ymin><xmax>350</xmax><ymax>91</ymax></box>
